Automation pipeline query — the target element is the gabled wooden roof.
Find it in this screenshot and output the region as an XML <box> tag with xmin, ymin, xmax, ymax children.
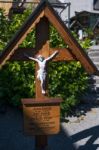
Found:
<box><xmin>0</xmin><ymin>0</ymin><xmax>98</xmax><ymax>74</ymax></box>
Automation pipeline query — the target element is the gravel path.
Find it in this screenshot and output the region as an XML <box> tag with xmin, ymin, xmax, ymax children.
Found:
<box><xmin>0</xmin><ymin>104</ymin><xmax>99</xmax><ymax>150</ymax></box>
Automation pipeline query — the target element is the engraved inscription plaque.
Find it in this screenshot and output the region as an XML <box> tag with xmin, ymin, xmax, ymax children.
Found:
<box><xmin>22</xmin><ymin>98</ymin><xmax>62</xmax><ymax>135</ymax></box>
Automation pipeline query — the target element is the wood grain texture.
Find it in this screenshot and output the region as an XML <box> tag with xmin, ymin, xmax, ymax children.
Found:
<box><xmin>22</xmin><ymin>98</ymin><xmax>62</xmax><ymax>135</ymax></box>
<box><xmin>49</xmin><ymin>48</ymin><xmax>76</xmax><ymax>61</ymax></box>
<box><xmin>35</xmin><ymin>17</ymin><xmax>50</xmax><ymax>99</ymax></box>
<box><xmin>21</xmin><ymin>98</ymin><xmax>62</xmax><ymax>104</ymax></box>
<box><xmin>35</xmin><ymin>16</ymin><xmax>50</xmax><ymax>148</ymax></box>
<box><xmin>9</xmin><ymin>47</ymin><xmax>76</xmax><ymax>61</ymax></box>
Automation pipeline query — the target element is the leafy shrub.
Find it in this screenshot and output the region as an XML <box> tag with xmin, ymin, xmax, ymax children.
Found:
<box><xmin>48</xmin><ymin>61</ymin><xmax>88</xmax><ymax>116</ymax></box>
<box><xmin>0</xmin><ymin>62</ymin><xmax>35</xmax><ymax>106</ymax></box>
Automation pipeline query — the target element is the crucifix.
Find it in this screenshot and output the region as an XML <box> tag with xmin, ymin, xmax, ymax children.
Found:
<box><xmin>21</xmin><ymin>17</ymin><xmax>64</xmax><ymax>150</ymax></box>
<box><xmin>6</xmin><ymin>16</ymin><xmax>96</xmax><ymax>150</ymax></box>
<box><xmin>0</xmin><ymin>1</ymin><xmax>97</xmax><ymax>150</ymax></box>
<box><xmin>21</xmin><ymin>16</ymin><xmax>74</xmax><ymax>150</ymax></box>
<box><xmin>24</xmin><ymin>50</ymin><xmax>58</xmax><ymax>95</ymax></box>
<box><xmin>31</xmin><ymin>17</ymin><xmax>61</xmax><ymax>149</ymax></box>
<box><xmin>22</xmin><ymin>16</ymin><xmax>79</xmax><ymax>149</ymax></box>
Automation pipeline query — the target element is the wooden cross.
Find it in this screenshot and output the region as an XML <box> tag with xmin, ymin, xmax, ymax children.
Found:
<box><xmin>18</xmin><ymin>17</ymin><xmax>74</xmax><ymax>149</ymax></box>
<box><xmin>8</xmin><ymin>16</ymin><xmax>97</xmax><ymax>149</ymax></box>
<box><xmin>0</xmin><ymin>1</ymin><xmax>98</xmax><ymax>149</ymax></box>
<box><xmin>26</xmin><ymin>17</ymin><xmax>69</xmax><ymax>149</ymax></box>
<box><xmin>5</xmin><ymin>17</ymin><xmax>69</xmax><ymax>149</ymax></box>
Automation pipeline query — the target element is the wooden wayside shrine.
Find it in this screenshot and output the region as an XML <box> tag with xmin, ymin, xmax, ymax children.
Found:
<box><xmin>0</xmin><ymin>1</ymin><xmax>98</xmax><ymax>150</ymax></box>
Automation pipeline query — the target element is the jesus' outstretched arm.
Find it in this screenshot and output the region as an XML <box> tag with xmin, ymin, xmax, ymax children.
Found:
<box><xmin>24</xmin><ymin>53</ymin><xmax>39</xmax><ymax>62</ymax></box>
<box><xmin>45</xmin><ymin>51</ymin><xmax>58</xmax><ymax>61</ymax></box>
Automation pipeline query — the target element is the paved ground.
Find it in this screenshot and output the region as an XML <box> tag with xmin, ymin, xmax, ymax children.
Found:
<box><xmin>62</xmin><ymin>104</ymin><xmax>99</xmax><ymax>150</ymax></box>
<box><xmin>0</xmin><ymin>103</ymin><xmax>99</xmax><ymax>150</ymax></box>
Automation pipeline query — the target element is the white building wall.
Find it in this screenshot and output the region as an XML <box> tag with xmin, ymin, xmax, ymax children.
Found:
<box><xmin>61</xmin><ymin>0</ymin><xmax>99</xmax><ymax>17</ymax></box>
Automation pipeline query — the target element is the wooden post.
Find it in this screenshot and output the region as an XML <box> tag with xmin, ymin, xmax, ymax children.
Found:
<box><xmin>35</xmin><ymin>16</ymin><xmax>49</xmax><ymax>99</ymax></box>
<box><xmin>35</xmin><ymin>17</ymin><xmax>49</xmax><ymax>150</ymax></box>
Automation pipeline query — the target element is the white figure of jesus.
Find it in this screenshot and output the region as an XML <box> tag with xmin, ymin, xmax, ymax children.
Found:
<box><xmin>24</xmin><ymin>51</ymin><xmax>58</xmax><ymax>94</ymax></box>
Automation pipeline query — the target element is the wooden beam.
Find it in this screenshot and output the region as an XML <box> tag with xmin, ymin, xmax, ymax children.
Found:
<box><xmin>35</xmin><ymin>16</ymin><xmax>49</xmax><ymax>149</ymax></box>
<box><xmin>35</xmin><ymin>17</ymin><xmax>50</xmax><ymax>57</ymax></box>
<box><xmin>49</xmin><ymin>48</ymin><xmax>76</xmax><ymax>61</ymax></box>
<box><xmin>9</xmin><ymin>47</ymin><xmax>76</xmax><ymax>61</ymax></box>
<box><xmin>44</xmin><ymin>6</ymin><xmax>98</xmax><ymax>74</ymax></box>
<box><xmin>9</xmin><ymin>47</ymin><xmax>36</xmax><ymax>61</ymax></box>
<box><xmin>35</xmin><ymin>17</ymin><xmax>50</xmax><ymax>99</ymax></box>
